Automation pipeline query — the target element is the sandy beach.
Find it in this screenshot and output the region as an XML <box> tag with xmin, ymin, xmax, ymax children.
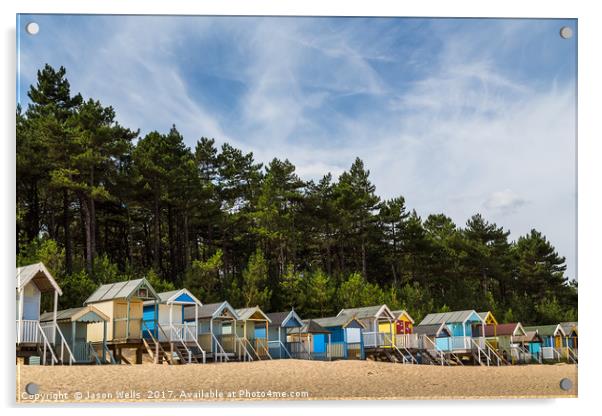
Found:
<box><xmin>16</xmin><ymin>360</ymin><xmax>577</xmax><ymax>403</ymax></box>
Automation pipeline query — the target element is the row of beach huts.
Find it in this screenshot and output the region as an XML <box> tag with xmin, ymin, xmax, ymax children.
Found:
<box><xmin>16</xmin><ymin>262</ymin><xmax>578</xmax><ymax>366</ymax></box>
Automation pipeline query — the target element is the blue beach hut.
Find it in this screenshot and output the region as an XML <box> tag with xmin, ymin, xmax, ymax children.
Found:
<box><xmin>312</xmin><ymin>315</ymin><xmax>366</xmax><ymax>360</ymax></box>
<box><xmin>142</xmin><ymin>289</ymin><xmax>205</xmax><ymax>363</ymax></box>
<box><xmin>265</xmin><ymin>309</ymin><xmax>304</xmax><ymax>359</ymax></box>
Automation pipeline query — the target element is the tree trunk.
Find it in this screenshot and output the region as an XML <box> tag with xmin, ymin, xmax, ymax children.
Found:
<box><xmin>153</xmin><ymin>194</ymin><xmax>162</xmax><ymax>271</ymax></box>
<box><xmin>183</xmin><ymin>211</ymin><xmax>191</xmax><ymax>267</ymax></box>
<box><xmin>79</xmin><ymin>194</ymin><xmax>93</xmax><ymax>274</ymax></box>
<box><xmin>167</xmin><ymin>204</ymin><xmax>176</xmax><ymax>281</ymax></box>
<box><xmin>63</xmin><ymin>190</ymin><xmax>73</xmax><ymax>274</ymax></box>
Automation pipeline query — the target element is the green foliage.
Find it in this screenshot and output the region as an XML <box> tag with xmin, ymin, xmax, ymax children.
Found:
<box><xmin>145</xmin><ymin>269</ymin><xmax>176</xmax><ymax>294</ymax></box>
<box><xmin>279</xmin><ymin>264</ymin><xmax>306</xmax><ymax>310</ymax></box>
<box><xmin>240</xmin><ymin>249</ymin><xmax>272</xmax><ymax>309</ymax></box>
<box><xmin>183</xmin><ymin>250</ymin><xmax>224</xmax><ymax>303</ymax></box>
<box><xmin>304</xmin><ymin>270</ymin><xmax>335</xmax><ymax>317</ymax></box>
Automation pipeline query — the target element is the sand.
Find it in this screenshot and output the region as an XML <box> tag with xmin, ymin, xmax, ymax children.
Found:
<box><xmin>16</xmin><ymin>360</ymin><xmax>577</xmax><ymax>403</ymax></box>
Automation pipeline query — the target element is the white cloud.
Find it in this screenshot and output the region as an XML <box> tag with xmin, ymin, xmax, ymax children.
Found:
<box><xmin>483</xmin><ymin>189</ymin><xmax>528</xmax><ymax>215</ymax></box>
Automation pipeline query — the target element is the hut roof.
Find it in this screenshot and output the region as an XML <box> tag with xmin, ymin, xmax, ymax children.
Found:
<box><xmin>478</xmin><ymin>311</ymin><xmax>498</xmax><ymax>325</ymax></box>
<box><xmin>143</xmin><ymin>289</ymin><xmax>202</xmax><ymax>306</ymax></box>
<box><xmin>391</xmin><ymin>310</ymin><xmax>415</xmax><ymax>324</ymax></box>
<box><xmin>40</xmin><ymin>306</ymin><xmax>109</xmax><ymax>323</ymax></box>
<box><xmin>478</xmin><ymin>323</ymin><xmax>526</xmax><ymax>337</ymax></box>
<box><xmin>560</xmin><ymin>322</ymin><xmax>578</xmax><ymax>335</ymax></box>
<box><xmin>414</xmin><ymin>323</ymin><xmax>451</xmax><ymax>337</ymax></box>
<box><xmin>419</xmin><ymin>310</ymin><xmax>483</xmax><ymax>325</ymax></box>
<box><xmin>236</xmin><ymin>306</ymin><xmax>271</xmax><ymax>322</ymax></box>
<box><xmin>523</xmin><ymin>324</ymin><xmax>565</xmax><ymax>337</ymax></box>
<box><xmin>266</xmin><ymin>309</ymin><xmax>303</xmax><ymax>327</ymax></box>
<box><xmin>312</xmin><ymin>315</ymin><xmax>366</xmax><ymax>329</ymax></box>
<box><xmin>183</xmin><ymin>301</ymin><xmax>239</xmax><ymax>321</ymax></box>
<box><xmin>337</xmin><ymin>305</ymin><xmax>395</xmax><ymax>321</ymax></box>
<box><xmin>515</xmin><ymin>330</ymin><xmax>543</xmax><ymax>343</ymax></box>
<box><xmin>16</xmin><ymin>262</ymin><xmax>62</xmax><ymax>295</ymax></box>
<box><xmin>84</xmin><ymin>278</ymin><xmax>158</xmax><ymax>304</ymax></box>
<box><xmin>297</xmin><ymin>319</ymin><xmax>331</xmax><ymax>334</ymax></box>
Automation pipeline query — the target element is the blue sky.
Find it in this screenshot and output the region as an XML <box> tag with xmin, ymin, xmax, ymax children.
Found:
<box><xmin>17</xmin><ymin>15</ymin><xmax>577</xmax><ymax>280</ymax></box>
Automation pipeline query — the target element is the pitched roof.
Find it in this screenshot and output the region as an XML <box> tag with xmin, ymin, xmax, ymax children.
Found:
<box><xmin>297</xmin><ymin>319</ymin><xmax>331</xmax><ymax>334</ymax></box>
<box><xmin>266</xmin><ymin>309</ymin><xmax>303</xmax><ymax>327</ymax></box>
<box><xmin>478</xmin><ymin>323</ymin><xmax>526</xmax><ymax>337</ymax></box>
<box><xmin>236</xmin><ymin>306</ymin><xmax>271</xmax><ymax>322</ymax></box>
<box><xmin>478</xmin><ymin>311</ymin><xmax>498</xmax><ymax>325</ymax></box>
<box><xmin>84</xmin><ymin>278</ymin><xmax>158</xmax><ymax>304</ymax></box>
<box><xmin>183</xmin><ymin>301</ymin><xmax>239</xmax><ymax>320</ymax></box>
<box><xmin>40</xmin><ymin>306</ymin><xmax>109</xmax><ymax>323</ymax></box>
<box><xmin>312</xmin><ymin>315</ymin><xmax>366</xmax><ymax>329</ymax></box>
<box><xmin>338</xmin><ymin>305</ymin><xmax>395</xmax><ymax>321</ymax></box>
<box><xmin>391</xmin><ymin>310</ymin><xmax>415</xmax><ymax>324</ymax></box>
<box><xmin>515</xmin><ymin>330</ymin><xmax>543</xmax><ymax>343</ymax></box>
<box><xmin>143</xmin><ymin>289</ymin><xmax>202</xmax><ymax>306</ymax></box>
<box><xmin>266</xmin><ymin>311</ymin><xmax>290</xmax><ymax>326</ymax></box>
<box><xmin>16</xmin><ymin>262</ymin><xmax>62</xmax><ymax>295</ymax></box>
<box><xmin>418</xmin><ymin>310</ymin><xmax>483</xmax><ymax>325</ymax></box>
<box><xmin>560</xmin><ymin>322</ymin><xmax>578</xmax><ymax>335</ymax></box>
<box><xmin>523</xmin><ymin>324</ymin><xmax>565</xmax><ymax>337</ymax></box>
<box><xmin>414</xmin><ymin>323</ymin><xmax>451</xmax><ymax>337</ymax></box>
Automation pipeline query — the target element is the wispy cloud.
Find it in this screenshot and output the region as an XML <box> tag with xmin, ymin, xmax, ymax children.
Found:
<box><xmin>17</xmin><ymin>15</ymin><xmax>577</xmax><ymax>279</ymax></box>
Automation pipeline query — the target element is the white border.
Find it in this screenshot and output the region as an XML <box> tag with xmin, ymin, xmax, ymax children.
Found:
<box><xmin>2</xmin><ymin>0</ymin><xmax>600</xmax><ymax>414</ymax></box>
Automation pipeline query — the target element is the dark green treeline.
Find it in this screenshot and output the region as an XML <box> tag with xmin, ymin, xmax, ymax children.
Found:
<box><xmin>16</xmin><ymin>65</ymin><xmax>577</xmax><ymax>325</ymax></box>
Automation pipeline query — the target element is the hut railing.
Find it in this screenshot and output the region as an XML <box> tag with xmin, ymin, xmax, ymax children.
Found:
<box><xmin>36</xmin><ymin>321</ymin><xmax>58</xmax><ymax>365</ymax></box>
<box><xmin>40</xmin><ymin>322</ymin><xmax>75</xmax><ymax>365</ymax></box>
<box><xmin>169</xmin><ymin>322</ymin><xmax>197</xmax><ymax>343</ymax></box>
<box><xmin>385</xmin><ymin>333</ymin><xmax>417</xmax><ymax>364</ymax></box>
<box><xmin>288</xmin><ymin>339</ymin><xmax>310</xmax><ymax>359</ymax></box>
<box><xmin>183</xmin><ymin>325</ymin><xmax>206</xmax><ymax>363</ymax></box>
<box><xmin>470</xmin><ymin>338</ymin><xmax>491</xmax><ymax>366</ymax></box>
<box><xmin>328</xmin><ymin>342</ymin><xmax>345</xmax><ymax>359</ymax></box>
<box><xmin>254</xmin><ymin>338</ymin><xmax>272</xmax><ymax>359</ymax></box>
<box><xmin>210</xmin><ymin>333</ymin><xmax>229</xmax><ymax>362</ymax></box>
<box><xmin>566</xmin><ymin>346</ymin><xmax>578</xmax><ymax>363</ymax></box>
<box><xmin>268</xmin><ymin>340</ymin><xmax>292</xmax><ymax>359</ymax></box>
<box><xmin>421</xmin><ymin>335</ymin><xmax>448</xmax><ymax>365</ymax></box>
<box><xmin>396</xmin><ymin>333</ymin><xmax>419</xmax><ymax>349</ymax></box>
<box><xmin>239</xmin><ymin>336</ymin><xmax>259</xmax><ymax>361</ymax></box>
<box><xmin>484</xmin><ymin>340</ymin><xmax>504</xmax><ymax>366</ymax></box>
<box><xmin>16</xmin><ymin>319</ymin><xmax>40</xmax><ymax>344</ymax></box>
<box><xmin>542</xmin><ymin>346</ymin><xmax>562</xmax><ymax>361</ymax></box>
<box><xmin>450</xmin><ymin>336</ymin><xmax>472</xmax><ymax>350</ymax></box>
<box><xmin>362</xmin><ymin>331</ymin><xmax>386</xmax><ymax>348</ymax></box>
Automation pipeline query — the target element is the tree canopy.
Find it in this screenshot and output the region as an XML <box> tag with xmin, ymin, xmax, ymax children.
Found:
<box><xmin>16</xmin><ymin>65</ymin><xmax>577</xmax><ymax>324</ymax></box>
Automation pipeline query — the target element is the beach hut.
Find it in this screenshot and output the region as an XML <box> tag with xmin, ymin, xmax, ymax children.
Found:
<box><xmin>288</xmin><ymin>319</ymin><xmax>331</xmax><ymax>360</ymax></box>
<box><xmin>560</xmin><ymin>321</ymin><xmax>578</xmax><ymax>350</ymax></box>
<box><xmin>515</xmin><ymin>330</ymin><xmax>544</xmax><ymax>363</ymax></box>
<box><xmin>84</xmin><ymin>278</ymin><xmax>159</xmax><ymax>364</ymax></box>
<box><xmin>478</xmin><ymin>322</ymin><xmax>526</xmax><ymax>364</ymax></box>
<box><xmin>413</xmin><ymin>323</ymin><xmax>452</xmax><ymax>365</ymax></box>
<box><xmin>523</xmin><ymin>324</ymin><xmax>566</xmax><ymax>361</ymax></box>
<box><xmin>16</xmin><ymin>262</ymin><xmax>74</xmax><ymax>365</ymax></box>
<box><xmin>234</xmin><ymin>306</ymin><xmax>273</xmax><ymax>360</ymax></box>
<box><xmin>265</xmin><ymin>309</ymin><xmax>304</xmax><ymax>359</ymax></box>
<box><xmin>338</xmin><ymin>305</ymin><xmax>396</xmax><ymax>350</ymax></box>
<box><xmin>312</xmin><ymin>315</ymin><xmax>366</xmax><ymax>360</ymax></box>
<box><xmin>142</xmin><ymin>289</ymin><xmax>205</xmax><ymax>364</ymax></box>
<box><xmin>183</xmin><ymin>301</ymin><xmax>241</xmax><ymax>362</ymax></box>
<box><xmin>40</xmin><ymin>306</ymin><xmax>111</xmax><ymax>364</ymax></box>
<box><xmin>478</xmin><ymin>311</ymin><xmax>498</xmax><ymax>334</ymax></box>
<box><xmin>392</xmin><ymin>310</ymin><xmax>415</xmax><ymax>334</ymax></box>
<box><xmin>391</xmin><ymin>309</ymin><xmax>417</xmax><ymax>351</ymax></box>
<box><xmin>418</xmin><ymin>310</ymin><xmax>485</xmax><ymax>351</ymax></box>
<box><xmin>417</xmin><ymin>310</ymin><xmax>499</xmax><ymax>365</ymax></box>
